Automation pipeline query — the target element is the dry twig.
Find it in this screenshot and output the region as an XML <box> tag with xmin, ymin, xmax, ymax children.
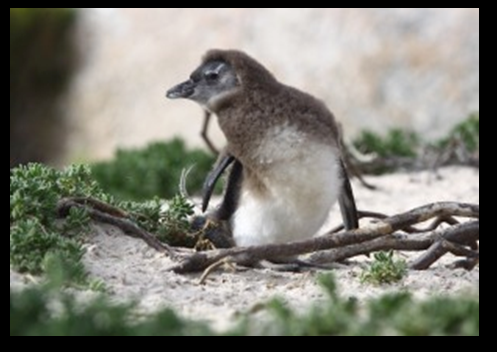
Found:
<box><xmin>201</xmin><ymin>111</ymin><xmax>219</xmax><ymax>155</ymax></box>
<box><xmin>57</xmin><ymin>198</ymin><xmax>479</xmax><ymax>275</ymax></box>
<box><xmin>57</xmin><ymin>198</ymin><xmax>176</xmax><ymax>256</ymax></box>
<box><xmin>169</xmin><ymin>202</ymin><xmax>478</xmax><ymax>273</ymax></box>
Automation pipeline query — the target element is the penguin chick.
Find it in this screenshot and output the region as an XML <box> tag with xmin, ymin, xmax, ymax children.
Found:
<box><xmin>167</xmin><ymin>49</ymin><xmax>358</xmax><ymax>246</ymax></box>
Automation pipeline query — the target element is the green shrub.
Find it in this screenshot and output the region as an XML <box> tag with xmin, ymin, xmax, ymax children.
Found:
<box><xmin>353</xmin><ymin>128</ymin><xmax>419</xmax><ymax>159</ymax></box>
<box><xmin>360</xmin><ymin>251</ymin><xmax>407</xmax><ymax>285</ymax></box>
<box><xmin>10</xmin><ymin>286</ymin><xmax>215</xmax><ymax>336</ymax></box>
<box><xmin>91</xmin><ymin>139</ymin><xmax>216</xmax><ymax>201</ymax></box>
<box><xmin>352</xmin><ymin>114</ymin><xmax>479</xmax><ymax>160</ymax></box>
<box><xmin>261</xmin><ymin>274</ymin><xmax>478</xmax><ymax>336</ymax></box>
<box><xmin>351</xmin><ymin>114</ymin><xmax>479</xmax><ymax>173</ymax></box>
<box><xmin>10</xmin><ymin>162</ymin><xmax>199</xmax><ymax>284</ymax></box>
<box><xmin>121</xmin><ymin>195</ymin><xmax>197</xmax><ymax>247</ymax></box>
<box><xmin>10</xmin><ymin>163</ymin><xmax>105</xmax><ymax>284</ymax></box>
<box><xmin>437</xmin><ymin>113</ymin><xmax>479</xmax><ymax>152</ymax></box>
<box><xmin>10</xmin><ymin>275</ymin><xmax>479</xmax><ymax>336</ymax></box>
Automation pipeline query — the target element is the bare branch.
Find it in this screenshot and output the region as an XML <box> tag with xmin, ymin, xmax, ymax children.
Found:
<box><xmin>410</xmin><ymin>221</ymin><xmax>479</xmax><ymax>270</ymax></box>
<box><xmin>171</xmin><ymin>202</ymin><xmax>479</xmax><ymax>273</ymax></box>
<box><xmin>309</xmin><ymin>232</ymin><xmax>434</xmax><ymax>264</ymax></box>
<box><xmin>57</xmin><ymin>198</ymin><xmax>175</xmax><ymax>256</ymax></box>
<box><xmin>201</xmin><ymin>111</ymin><xmax>219</xmax><ymax>155</ymax></box>
<box><xmin>56</xmin><ymin>197</ymin><xmax>479</xmax><ymax>274</ymax></box>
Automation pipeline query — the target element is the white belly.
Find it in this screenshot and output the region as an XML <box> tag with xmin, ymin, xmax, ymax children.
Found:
<box><xmin>232</xmin><ymin>144</ymin><xmax>341</xmax><ymax>246</ymax></box>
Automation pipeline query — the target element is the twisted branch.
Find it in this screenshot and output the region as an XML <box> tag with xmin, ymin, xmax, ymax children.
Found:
<box><xmin>56</xmin><ymin>199</ymin><xmax>479</xmax><ymax>274</ymax></box>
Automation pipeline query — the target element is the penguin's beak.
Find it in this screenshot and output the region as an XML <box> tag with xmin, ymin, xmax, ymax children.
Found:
<box><xmin>166</xmin><ymin>79</ymin><xmax>196</xmax><ymax>99</ymax></box>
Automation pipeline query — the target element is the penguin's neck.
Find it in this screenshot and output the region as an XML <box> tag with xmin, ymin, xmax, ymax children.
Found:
<box><xmin>216</xmin><ymin>100</ymin><xmax>287</xmax><ymax>166</ymax></box>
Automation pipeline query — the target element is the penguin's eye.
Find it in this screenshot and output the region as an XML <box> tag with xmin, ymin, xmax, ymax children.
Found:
<box><xmin>204</xmin><ymin>71</ymin><xmax>219</xmax><ymax>82</ymax></box>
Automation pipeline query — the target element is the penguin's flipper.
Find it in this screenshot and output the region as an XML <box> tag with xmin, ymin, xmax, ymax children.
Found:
<box><xmin>202</xmin><ymin>152</ymin><xmax>235</xmax><ymax>212</ymax></box>
<box><xmin>338</xmin><ymin>159</ymin><xmax>359</xmax><ymax>230</ymax></box>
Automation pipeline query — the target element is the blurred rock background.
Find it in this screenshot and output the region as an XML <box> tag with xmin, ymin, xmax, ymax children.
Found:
<box><xmin>10</xmin><ymin>8</ymin><xmax>479</xmax><ymax>165</ymax></box>
<box><xmin>10</xmin><ymin>8</ymin><xmax>77</xmax><ymax>167</ymax></box>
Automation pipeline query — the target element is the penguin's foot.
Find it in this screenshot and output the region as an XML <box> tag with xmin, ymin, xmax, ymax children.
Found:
<box><xmin>190</xmin><ymin>215</ymin><xmax>235</xmax><ymax>250</ymax></box>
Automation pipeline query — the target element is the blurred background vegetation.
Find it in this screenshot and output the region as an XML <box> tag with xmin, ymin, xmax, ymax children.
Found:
<box><xmin>91</xmin><ymin>138</ymin><xmax>214</xmax><ymax>200</ymax></box>
<box><xmin>10</xmin><ymin>8</ymin><xmax>77</xmax><ymax>167</ymax></box>
<box><xmin>11</xmin><ymin>275</ymin><xmax>479</xmax><ymax>336</ymax></box>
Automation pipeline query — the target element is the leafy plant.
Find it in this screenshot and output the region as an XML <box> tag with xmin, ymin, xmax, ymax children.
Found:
<box><xmin>11</xmin><ymin>275</ymin><xmax>478</xmax><ymax>336</ymax></box>
<box><xmin>10</xmin><ymin>163</ymin><xmax>105</xmax><ymax>284</ymax></box>
<box><xmin>360</xmin><ymin>251</ymin><xmax>407</xmax><ymax>285</ymax></box>
<box><xmin>10</xmin><ymin>286</ymin><xmax>214</xmax><ymax>336</ymax></box>
<box><xmin>353</xmin><ymin>128</ymin><xmax>419</xmax><ymax>159</ymax></box>
<box><xmin>437</xmin><ymin>113</ymin><xmax>479</xmax><ymax>152</ymax></box>
<box><xmin>10</xmin><ymin>162</ymin><xmax>201</xmax><ymax>285</ymax></box>
<box><xmin>261</xmin><ymin>274</ymin><xmax>478</xmax><ymax>336</ymax></box>
<box><xmin>156</xmin><ymin>195</ymin><xmax>196</xmax><ymax>245</ymax></box>
<box><xmin>91</xmin><ymin>139</ymin><xmax>216</xmax><ymax>201</ymax></box>
<box><xmin>350</xmin><ymin>113</ymin><xmax>479</xmax><ymax>174</ymax></box>
<box><xmin>122</xmin><ymin>195</ymin><xmax>197</xmax><ymax>247</ymax></box>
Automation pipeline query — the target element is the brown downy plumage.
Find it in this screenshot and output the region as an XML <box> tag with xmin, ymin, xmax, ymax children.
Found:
<box><xmin>167</xmin><ymin>49</ymin><xmax>357</xmax><ymax>247</ymax></box>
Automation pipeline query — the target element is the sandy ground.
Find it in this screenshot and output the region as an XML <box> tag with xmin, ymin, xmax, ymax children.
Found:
<box><xmin>10</xmin><ymin>166</ymin><xmax>479</xmax><ymax>331</ymax></box>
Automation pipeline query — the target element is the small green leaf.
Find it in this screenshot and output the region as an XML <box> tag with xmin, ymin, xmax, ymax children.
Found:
<box><xmin>361</xmin><ymin>250</ymin><xmax>407</xmax><ymax>285</ymax></box>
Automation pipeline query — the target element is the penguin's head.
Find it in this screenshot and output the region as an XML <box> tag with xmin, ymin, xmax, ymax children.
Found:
<box><xmin>166</xmin><ymin>59</ymin><xmax>240</xmax><ymax>112</ymax></box>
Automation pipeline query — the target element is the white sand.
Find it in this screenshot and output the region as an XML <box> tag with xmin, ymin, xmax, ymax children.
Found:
<box><xmin>10</xmin><ymin>166</ymin><xmax>479</xmax><ymax>330</ymax></box>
